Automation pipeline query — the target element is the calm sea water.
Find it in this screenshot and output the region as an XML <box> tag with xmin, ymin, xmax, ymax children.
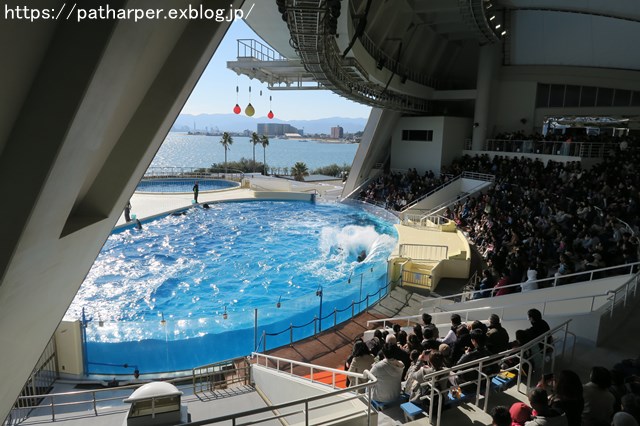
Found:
<box><xmin>151</xmin><ymin>132</ymin><xmax>359</xmax><ymax>171</ymax></box>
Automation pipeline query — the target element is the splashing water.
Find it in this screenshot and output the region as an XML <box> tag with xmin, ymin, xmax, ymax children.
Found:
<box><xmin>65</xmin><ymin>201</ymin><xmax>398</xmax><ymax>344</ymax></box>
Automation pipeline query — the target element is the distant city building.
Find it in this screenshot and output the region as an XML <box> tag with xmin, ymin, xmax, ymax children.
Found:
<box><xmin>257</xmin><ymin>123</ymin><xmax>299</xmax><ymax>137</ymax></box>
<box><xmin>330</xmin><ymin>125</ymin><xmax>344</xmax><ymax>139</ymax></box>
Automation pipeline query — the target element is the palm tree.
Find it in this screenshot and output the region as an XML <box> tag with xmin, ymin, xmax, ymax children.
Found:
<box><xmin>291</xmin><ymin>162</ymin><xmax>309</xmax><ymax>182</ymax></box>
<box><xmin>250</xmin><ymin>132</ymin><xmax>260</xmax><ymax>172</ymax></box>
<box><xmin>260</xmin><ymin>134</ymin><xmax>269</xmax><ymax>175</ymax></box>
<box><xmin>220</xmin><ymin>132</ymin><xmax>233</xmax><ymax>176</ymax></box>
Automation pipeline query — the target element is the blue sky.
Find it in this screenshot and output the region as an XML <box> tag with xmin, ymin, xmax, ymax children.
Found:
<box><xmin>181</xmin><ymin>20</ymin><xmax>372</xmax><ymax>121</ymax></box>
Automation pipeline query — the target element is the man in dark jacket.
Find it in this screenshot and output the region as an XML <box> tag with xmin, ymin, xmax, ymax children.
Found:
<box><xmin>525</xmin><ymin>308</ymin><xmax>550</xmax><ymax>342</ymax></box>
<box><xmin>486</xmin><ymin>314</ymin><xmax>510</xmax><ymax>354</ymax></box>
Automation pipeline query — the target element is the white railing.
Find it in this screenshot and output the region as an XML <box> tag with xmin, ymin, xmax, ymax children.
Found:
<box><xmin>399</xmin><ymin>244</ymin><xmax>448</xmax><ymax>261</ymax></box>
<box><xmin>446</xmin><ymin>262</ymin><xmax>640</xmax><ymax>305</ymax></box>
<box><xmin>483</xmin><ymin>139</ymin><xmax>612</xmax><ymax>158</ymax></box>
<box><xmin>401</xmin><ymin>174</ymin><xmax>462</xmax><ymax>212</ymax></box>
<box><xmin>143</xmin><ymin>167</ymin><xmax>245</xmax><ymax>180</ymax></box>
<box><xmin>178</xmin><ymin>353</ymin><xmax>379</xmax><ymax>426</ymax></box>
<box><xmin>367</xmin><ymin>266</ymin><xmax>640</xmax><ymax>331</ymax></box>
<box><xmin>403</xmin><ymin>214</ymin><xmax>453</xmax><ymax>230</ymax></box>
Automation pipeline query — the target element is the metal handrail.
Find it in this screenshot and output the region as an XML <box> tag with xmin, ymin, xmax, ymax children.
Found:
<box><xmin>367</xmin><ymin>267</ymin><xmax>640</xmax><ymax>329</ymax></box>
<box><xmin>183</xmin><ymin>353</ymin><xmax>379</xmax><ymax>426</ymax></box>
<box><xmin>451</xmin><ymin>262</ymin><xmax>640</xmax><ymax>305</ymax></box>
<box><xmin>7</xmin><ymin>364</ymin><xmax>230</xmax><ymax>422</ymax></box>
<box><xmin>483</xmin><ymin>139</ymin><xmax>613</xmax><ymax>158</ymax></box>
<box><xmin>414</xmin><ymin>320</ymin><xmax>573</xmax><ymax>426</ymax></box>
<box><xmin>143</xmin><ymin>166</ymin><xmax>245</xmax><ymax>180</ymax></box>
<box><xmin>400</xmin><ymin>174</ymin><xmax>462</xmax><ymax>212</ymax></box>
<box><xmin>260</xmin><ymin>279</ymin><xmax>394</xmax><ymax>351</ymax></box>
<box><xmin>236</xmin><ymin>39</ymin><xmax>287</xmax><ymax>62</ymax></box>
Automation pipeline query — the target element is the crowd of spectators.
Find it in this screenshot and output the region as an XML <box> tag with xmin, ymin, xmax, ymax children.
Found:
<box><xmin>358</xmin><ymin>168</ymin><xmax>448</xmax><ymax>211</ymax></box>
<box><xmin>345</xmin><ymin>310</ymin><xmax>551</xmax><ymax>404</ymax></box>
<box><xmin>356</xmin><ymin>147</ymin><xmax>640</xmax><ymax>294</ymax></box>
<box><xmin>344</xmin><ymin>307</ymin><xmax>640</xmax><ymax>426</ymax></box>
<box><xmin>441</xmin><ymin>149</ymin><xmax>640</xmax><ymax>295</ymax></box>
<box><xmin>491</xmin><ymin>361</ymin><xmax>640</xmax><ymax>426</ymax></box>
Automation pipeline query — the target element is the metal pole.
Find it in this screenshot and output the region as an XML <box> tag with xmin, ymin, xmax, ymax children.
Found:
<box><xmin>254</xmin><ymin>309</ymin><xmax>258</xmax><ymax>352</ymax></box>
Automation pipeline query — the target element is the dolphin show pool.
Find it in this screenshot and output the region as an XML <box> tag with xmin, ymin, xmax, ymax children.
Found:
<box><xmin>65</xmin><ymin>200</ymin><xmax>398</xmax><ymax>374</ymax></box>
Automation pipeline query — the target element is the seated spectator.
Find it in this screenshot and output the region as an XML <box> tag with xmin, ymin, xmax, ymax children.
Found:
<box><xmin>525</xmin><ymin>387</ymin><xmax>567</xmax><ymax>426</ymax></box>
<box><xmin>455</xmin><ymin>329</ymin><xmax>496</xmax><ymax>393</ymax></box>
<box><xmin>610</xmin><ymin>369</ymin><xmax>629</xmax><ymax>412</ymax></box>
<box><xmin>412</xmin><ymin>323</ymin><xmax>424</xmax><ymax>343</ymax></box>
<box><xmin>525</xmin><ymin>309</ymin><xmax>551</xmax><ymax>343</ymax></box>
<box><xmin>470</xmin><ymin>319</ymin><xmax>488</xmax><ymax>335</ymax></box>
<box><xmin>521</xmin><ymin>268</ymin><xmax>539</xmax><ymax>292</ymax></box>
<box><xmin>494</xmin><ymin>270</ymin><xmax>514</xmax><ymax>296</ymax></box>
<box><xmin>491</xmin><ymin>405</ymin><xmax>513</xmax><ymax>426</ymax></box>
<box><xmin>369</xmin><ymin>343</ymin><xmax>405</xmax><ymax>403</ymax></box>
<box><xmin>612</xmin><ymin>394</ymin><xmax>640</xmax><ymax>426</ymax></box>
<box><xmin>438</xmin><ymin>343</ymin><xmax>452</xmax><ymax>367</ymax></box>
<box><xmin>450</xmin><ymin>324</ymin><xmax>472</xmax><ymax>365</ymax></box>
<box><xmin>366</xmin><ymin>329</ymin><xmax>383</xmax><ymax>356</ymax></box>
<box><xmin>346</xmin><ymin>340</ymin><xmax>375</xmax><ymax>387</ymax></box>
<box><xmin>582</xmin><ymin>366</ymin><xmax>616</xmax><ymax>426</ymax></box>
<box><xmin>439</xmin><ymin>313</ymin><xmax>463</xmax><ymax>346</ymax></box>
<box><xmin>548</xmin><ymin>370</ymin><xmax>584</xmax><ymax>426</ymax></box>
<box><xmin>402</xmin><ymin>349</ymin><xmax>421</xmax><ymax>395</ymax></box>
<box><xmin>409</xmin><ymin>350</ymin><xmax>448</xmax><ymax>405</ymax></box>
<box><xmin>397</xmin><ymin>330</ymin><xmax>408</xmax><ymax>350</ymax></box>
<box><xmin>422</xmin><ymin>312</ymin><xmax>439</xmax><ymax>339</ymax></box>
<box><xmin>386</xmin><ymin>334</ymin><xmax>411</xmax><ymax>380</ymax></box>
<box><xmin>405</xmin><ymin>333</ymin><xmax>421</xmax><ymax>353</ymax></box>
<box><xmin>473</xmin><ymin>269</ymin><xmax>496</xmax><ymax>299</ymax></box>
<box><xmin>486</xmin><ymin>314</ymin><xmax>510</xmax><ymax>354</ymax></box>
<box><xmin>510</xmin><ymin>402</ymin><xmax>533</xmax><ymax>426</ymax></box>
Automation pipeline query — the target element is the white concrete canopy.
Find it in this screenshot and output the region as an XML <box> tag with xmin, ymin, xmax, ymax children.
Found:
<box><xmin>0</xmin><ymin>0</ymin><xmax>243</xmax><ymax>420</ymax></box>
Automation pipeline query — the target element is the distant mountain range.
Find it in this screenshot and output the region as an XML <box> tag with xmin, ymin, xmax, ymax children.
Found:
<box><xmin>172</xmin><ymin>113</ymin><xmax>368</xmax><ymax>134</ymax></box>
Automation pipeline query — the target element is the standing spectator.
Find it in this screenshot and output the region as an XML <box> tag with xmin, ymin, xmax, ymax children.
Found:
<box><xmin>124</xmin><ymin>200</ymin><xmax>132</xmax><ymax>222</ymax></box>
<box><xmin>582</xmin><ymin>366</ymin><xmax>615</xmax><ymax>426</ymax></box>
<box><xmin>192</xmin><ymin>181</ymin><xmax>199</xmax><ymax>203</ymax></box>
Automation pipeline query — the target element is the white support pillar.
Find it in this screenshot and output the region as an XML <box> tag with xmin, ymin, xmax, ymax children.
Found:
<box><xmin>472</xmin><ymin>44</ymin><xmax>500</xmax><ymax>151</ymax></box>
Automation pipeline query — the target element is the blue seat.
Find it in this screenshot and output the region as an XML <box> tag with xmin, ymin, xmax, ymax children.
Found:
<box><xmin>371</xmin><ymin>400</ymin><xmax>389</xmax><ymax>411</ymax></box>
<box><xmin>400</xmin><ymin>402</ymin><xmax>425</xmax><ymax>421</ymax></box>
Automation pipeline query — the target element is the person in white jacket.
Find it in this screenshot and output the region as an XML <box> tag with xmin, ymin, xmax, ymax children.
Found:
<box><xmin>521</xmin><ymin>268</ymin><xmax>539</xmax><ymax>292</ymax></box>
<box><xmin>369</xmin><ymin>343</ymin><xmax>405</xmax><ymax>403</ymax></box>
